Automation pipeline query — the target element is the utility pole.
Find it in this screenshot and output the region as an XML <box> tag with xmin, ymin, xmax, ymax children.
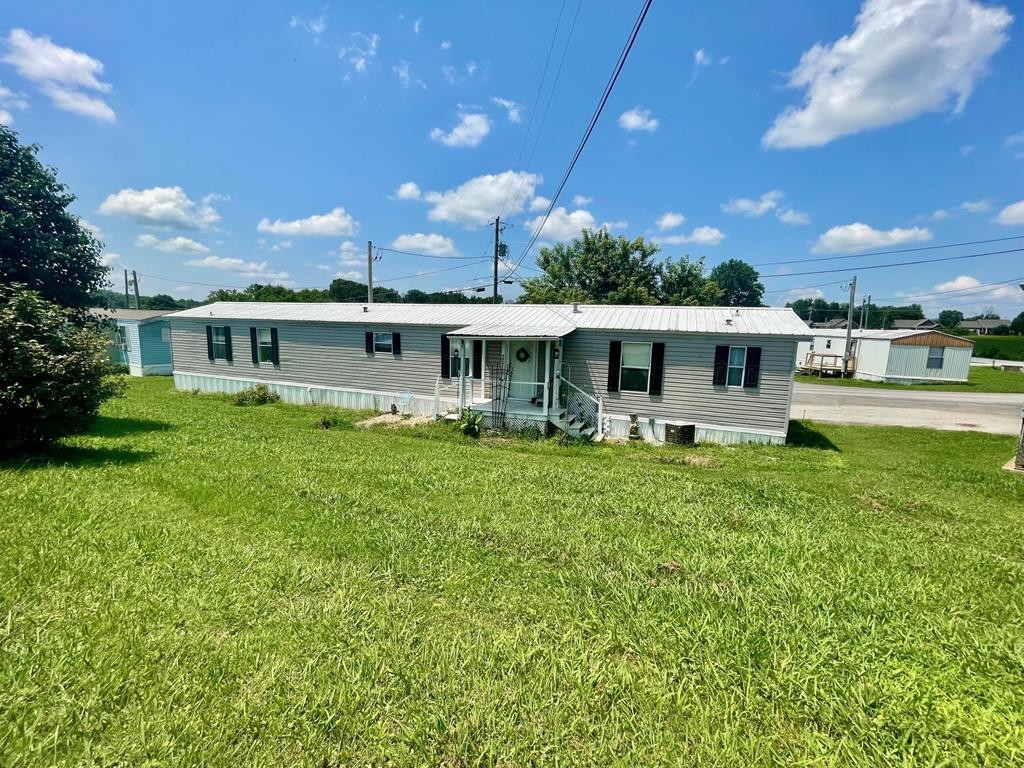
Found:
<box><xmin>493</xmin><ymin>216</ymin><xmax>500</xmax><ymax>304</ymax></box>
<box><xmin>132</xmin><ymin>270</ymin><xmax>141</xmax><ymax>310</ymax></box>
<box><xmin>842</xmin><ymin>276</ymin><xmax>857</xmax><ymax>377</ymax></box>
<box><xmin>124</xmin><ymin>268</ymin><xmax>131</xmax><ymax>309</ymax></box>
<box><xmin>366</xmin><ymin>240</ymin><xmax>373</xmax><ymax>305</ymax></box>
<box><xmin>864</xmin><ymin>294</ymin><xmax>871</xmax><ymax>329</ymax></box>
<box><xmin>859</xmin><ymin>295</ymin><xmax>867</xmax><ymax>328</ymax></box>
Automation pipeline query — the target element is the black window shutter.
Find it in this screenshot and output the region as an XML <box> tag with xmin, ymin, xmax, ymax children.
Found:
<box><xmin>472</xmin><ymin>340</ymin><xmax>483</xmax><ymax>379</ymax></box>
<box><xmin>392</xmin><ymin>332</ymin><xmax>402</xmax><ymax>356</ymax></box>
<box><xmin>365</xmin><ymin>331</ymin><xmax>374</xmax><ymax>354</ymax></box>
<box><xmin>744</xmin><ymin>347</ymin><xmax>761</xmax><ymax>389</ymax></box>
<box><xmin>206</xmin><ymin>325</ymin><xmax>214</xmax><ymax>360</ymax></box>
<box><xmin>250</xmin><ymin>327</ymin><xmax>259</xmax><ymax>364</ymax></box>
<box><xmin>649</xmin><ymin>342</ymin><xmax>665</xmax><ymax>396</ymax></box>
<box><xmin>440</xmin><ymin>335</ymin><xmax>451</xmax><ymax>378</ymax></box>
<box><xmin>607</xmin><ymin>340</ymin><xmax>621</xmax><ymax>393</ymax></box>
<box><xmin>713</xmin><ymin>345</ymin><xmax>729</xmax><ymax>386</ymax></box>
<box><xmin>223</xmin><ymin>326</ymin><xmax>233</xmax><ymax>361</ymax></box>
<box><xmin>270</xmin><ymin>327</ymin><xmax>280</xmax><ymax>364</ymax></box>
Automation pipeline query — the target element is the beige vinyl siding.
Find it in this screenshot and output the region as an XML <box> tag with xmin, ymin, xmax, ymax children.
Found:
<box><xmin>170</xmin><ymin>319</ymin><xmax>455</xmax><ymax>397</ymax></box>
<box><xmin>885</xmin><ymin>344</ymin><xmax>971</xmax><ymax>382</ymax></box>
<box><xmin>561</xmin><ymin>329</ymin><xmax>798</xmax><ymax>433</ymax></box>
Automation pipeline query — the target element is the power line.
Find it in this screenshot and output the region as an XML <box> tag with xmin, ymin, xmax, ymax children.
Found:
<box><xmin>373</xmin><ymin>259</ymin><xmax>492</xmax><ymax>284</ymax></box>
<box><xmin>750</xmin><ymin>234</ymin><xmax>1024</xmax><ymax>268</ymax></box>
<box><xmin>761</xmin><ymin>246</ymin><xmax>1024</xmax><ymax>279</ymax></box>
<box><xmin>870</xmin><ymin>276</ymin><xmax>1024</xmax><ymax>303</ymax></box>
<box><xmin>374</xmin><ymin>246</ymin><xmax>482</xmax><ymax>261</ymax></box>
<box><xmin>504</xmin><ymin>0</ymin><xmax>653</xmax><ymax>278</ymax></box>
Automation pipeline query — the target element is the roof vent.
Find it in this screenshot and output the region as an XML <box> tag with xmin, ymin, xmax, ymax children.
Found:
<box><xmin>725</xmin><ymin>317</ymin><xmax>733</xmax><ymax>326</ymax></box>
<box><xmin>362</xmin><ymin>305</ymin><xmax>369</xmax><ymax>313</ymax></box>
<box><xmin>573</xmin><ymin>302</ymin><xmax>581</xmax><ymax>313</ymax></box>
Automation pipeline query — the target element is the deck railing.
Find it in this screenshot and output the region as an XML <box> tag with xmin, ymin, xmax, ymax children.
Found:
<box><xmin>558</xmin><ymin>375</ymin><xmax>602</xmax><ymax>434</ymax></box>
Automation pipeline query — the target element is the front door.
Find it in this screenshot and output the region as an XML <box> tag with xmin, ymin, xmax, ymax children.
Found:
<box><xmin>506</xmin><ymin>340</ymin><xmax>538</xmax><ymax>400</ymax></box>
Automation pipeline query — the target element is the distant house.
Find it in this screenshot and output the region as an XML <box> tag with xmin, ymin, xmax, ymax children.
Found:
<box><xmin>810</xmin><ymin>317</ymin><xmax>859</xmax><ymax>329</ymax></box>
<box><xmin>92</xmin><ymin>309</ymin><xmax>173</xmax><ymax>376</ymax></box>
<box><xmin>797</xmin><ymin>329</ymin><xmax>973</xmax><ymax>384</ymax></box>
<box><xmin>890</xmin><ymin>318</ymin><xmax>940</xmax><ymax>330</ymax></box>
<box><xmin>956</xmin><ymin>318</ymin><xmax>1009</xmax><ymax>335</ymax></box>
<box><xmin>165</xmin><ymin>302</ymin><xmax>813</xmax><ymax>445</ymax></box>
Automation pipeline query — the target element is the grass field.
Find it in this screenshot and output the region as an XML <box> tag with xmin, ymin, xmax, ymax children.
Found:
<box><xmin>2</xmin><ymin>378</ymin><xmax>1023</xmax><ymax>766</ymax></box>
<box><xmin>967</xmin><ymin>335</ymin><xmax>1024</xmax><ymax>361</ymax></box>
<box><xmin>796</xmin><ymin>365</ymin><xmax>1024</xmax><ymax>393</ymax></box>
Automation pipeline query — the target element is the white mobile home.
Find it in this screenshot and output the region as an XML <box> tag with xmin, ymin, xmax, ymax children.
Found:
<box><xmin>797</xmin><ymin>329</ymin><xmax>973</xmax><ymax>384</ymax></box>
<box><xmin>167</xmin><ymin>302</ymin><xmax>812</xmax><ymax>444</ymax></box>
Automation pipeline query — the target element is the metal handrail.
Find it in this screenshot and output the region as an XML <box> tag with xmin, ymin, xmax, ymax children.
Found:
<box><xmin>558</xmin><ymin>374</ymin><xmax>603</xmax><ymax>435</ymax></box>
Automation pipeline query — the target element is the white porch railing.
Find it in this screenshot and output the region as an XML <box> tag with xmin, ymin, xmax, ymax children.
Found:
<box><xmin>558</xmin><ymin>374</ymin><xmax>602</xmax><ymax>434</ymax></box>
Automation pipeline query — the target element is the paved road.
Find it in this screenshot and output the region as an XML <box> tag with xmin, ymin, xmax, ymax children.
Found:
<box><xmin>791</xmin><ymin>383</ymin><xmax>1023</xmax><ymax>435</ymax></box>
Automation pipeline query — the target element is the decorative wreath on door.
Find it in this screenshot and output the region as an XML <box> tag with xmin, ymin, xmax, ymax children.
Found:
<box><xmin>515</xmin><ymin>346</ymin><xmax>531</xmax><ymax>362</ymax></box>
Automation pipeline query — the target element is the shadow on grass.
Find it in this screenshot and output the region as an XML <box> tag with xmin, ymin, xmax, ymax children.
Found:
<box><xmin>89</xmin><ymin>415</ymin><xmax>173</xmax><ymax>437</ymax></box>
<box><xmin>0</xmin><ymin>444</ymin><xmax>155</xmax><ymax>469</ymax></box>
<box><xmin>786</xmin><ymin>420</ymin><xmax>840</xmax><ymax>451</ymax></box>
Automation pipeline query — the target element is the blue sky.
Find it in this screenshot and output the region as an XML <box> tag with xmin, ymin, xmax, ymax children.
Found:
<box><xmin>2</xmin><ymin>0</ymin><xmax>1023</xmax><ymax>317</ymax></box>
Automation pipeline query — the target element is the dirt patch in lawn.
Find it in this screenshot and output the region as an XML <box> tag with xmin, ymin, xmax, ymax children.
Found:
<box><xmin>356</xmin><ymin>413</ymin><xmax>434</xmax><ymax>429</ymax></box>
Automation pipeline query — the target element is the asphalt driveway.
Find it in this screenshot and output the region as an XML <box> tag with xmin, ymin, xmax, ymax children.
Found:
<box><xmin>791</xmin><ymin>383</ymin><xmax>1023</xmax><ymax>435</ymax></box>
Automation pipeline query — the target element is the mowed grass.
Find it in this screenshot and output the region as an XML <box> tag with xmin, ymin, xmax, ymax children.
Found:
<box><xmin>1</xmin><ymin>379</ymin><xmax>1023</xmax><ymax>767</ymax></box>
<box><xmin>796</xmin><ymin>365</ymin><xmax>1024</xmax><ymax>393</ymax></box>
<box><xmin>968</xmin><ymin>335</ymin><xmax>1024</xmax><ymax>362</ymax></box>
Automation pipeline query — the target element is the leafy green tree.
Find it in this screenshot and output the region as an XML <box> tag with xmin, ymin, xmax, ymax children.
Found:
<box><xmin>937</xmin><ymin>309</ymin><xmax>963</xmax><ymax>328</ymax></box>
<box><xmin>1010</xmin><ymin>311</ymin><xmax>1024</xmax><ymax>335</ymax></box>
<box><xmin>708</xmin><ymin>259</ymin><xmax>764</xmax><ymax>307</ymax></box>
<box><xmin>403</xmin><ymin>288</ymin><xmax>430</xmax><ymax>303</ymax></box>
<box><xmin>660</xmin><ymin>256</ymin><xmax>723</xmax><ymax>305</ymax></box>
<box><xmin>0</xmin><ymin>285</ymin><xmax>123</xmax><ymax>453</ymax></box>
<box><xmin>519</xmin><ymin>229</ymin><xmax>661</xmax><ymax>305</ymax></box>
<box><xmin>0</xmin><ymin>126</ymin><xmax>107</xmax><ymax>315</ymax></box>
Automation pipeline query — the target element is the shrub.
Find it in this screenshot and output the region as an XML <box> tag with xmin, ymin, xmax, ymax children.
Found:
<box><xmin>459</xmin><ymin>409</ymin><xmax>484</xmax><ymax>438</ymax></box>
<box><xmin>0</xmin><ymin>284</ymin><xmax>124</xmax><ymax>453</ymax></box>
<box><xmin>232</xmin><ymin>384</ymin><xmax>280</xmax><ymax>406</ymax></box>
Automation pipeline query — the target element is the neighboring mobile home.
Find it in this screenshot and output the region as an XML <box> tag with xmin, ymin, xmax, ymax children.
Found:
<box><xmin>166</xmin><ymin>302</ymin><xmax>812</xmax><ymax>444</ymax></box>
<box><xmin>92</xmin><ymin>309</ymin><xmax>173</xmax><ymax>376</ymax></box>
<box><xmin>797</xmin><ymin>329</ymin><xmax>973</xmax><ymax>383</ymax></box>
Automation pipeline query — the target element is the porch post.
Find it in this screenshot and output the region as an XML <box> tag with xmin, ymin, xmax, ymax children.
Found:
<box><xmin>551</xmin><ymin>339</ymin><xmax>561</xmax><ymax>412</ymax></box>
<box><xmin>542</xmin><ymin>338</ymin><xmax>551</xmax><ymax>422</ymax></box>
<box><xmin>481</xmin><ymin>338</ymin><xmax>487</xmax><ymax>400</ymax></box>
<box><xmin>458</xmin><ymin>338</ymin><xmax>467</xmax><ymax>410</ymax></box>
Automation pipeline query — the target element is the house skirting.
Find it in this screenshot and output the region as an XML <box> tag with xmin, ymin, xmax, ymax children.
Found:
<box><xmin>173</xmin><ymin>371</ymin><xmax>456</xmax><ymax>417</ymax></box>
<box><xmin>603</xmin><ymin>412</ymin><xmax>786</xmax><ymax>446</ymax></box>
<box><xmin>131</xmin><ymin>363</ymin><xmax>172</xmax><ymax>377</ymax></box>
<box><xmin>855</xmin><ymin>371</ymin><xmax>968</xmax><ymax>385</ymax></box>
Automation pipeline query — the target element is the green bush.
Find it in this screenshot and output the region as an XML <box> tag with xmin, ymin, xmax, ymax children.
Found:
<box><xmin>232</xmin><ymin>384</ymin><xmax>280</xmax><ymax>406</ymax></box>
<box><xmin>0</xmin><ymin>284</ymin><xmax>124</xmax><ymax>453</ymax></box>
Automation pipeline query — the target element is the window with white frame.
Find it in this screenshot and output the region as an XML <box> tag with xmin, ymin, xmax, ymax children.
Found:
<box><xmin>619</xmin><ymin>342</ymin><xmax>652</xmax><ymax>392</ymax></box>
<box><xmin>116</xmin><ymin>326</ymin><xmax>128</xmax><ymax>349</ymax></box>
<box><xmin>926</xmin><ymin>346</ymin><xmax>944</xmax><ymax>369</ymax></box>
<box><xmin>727</xmin><ymin>346</ymin><xmax>746</xmax><ymax>387</ymax></box>
<box><xmin>161</xmin><ymin>326</ymin><xmax>170</xmax><ymax>342</ymax></box>
<box><xmin>373</xmin><ymin>332</ymin><xmax>393</xmax><ymax>354</ymax></box>
<box><xmin>450</xmin><ymin>345</ymin><xmax>477</xmax><ymax>378</ymax></box>
<box><xmin>257</xmin><ymin>328</ymin><xmax>274</xmax><ymax>362</ymax></box>
<box><xmin>212</xmin><ymin>326</ymin><xmax>228</xmax><ymax>359</ymax></box>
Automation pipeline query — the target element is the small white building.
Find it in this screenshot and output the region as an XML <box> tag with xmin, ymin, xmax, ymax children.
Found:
<box><xmin>797</xmin><ymin>329</ymin><xmax>973</xmax><ymax>384</ymax></box>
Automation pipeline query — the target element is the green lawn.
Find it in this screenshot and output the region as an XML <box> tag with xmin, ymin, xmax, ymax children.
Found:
<box><xmin>968</xmin><ymin>335</ymin><xmax>1024</xmax><ymax>362</ymax></box>
<box><xmin>2</xmin><ymin>378</ymin><xmax>1023</xmax><ymax>766</ymax></box>
<box><xmin>796</xmin><ymin>365</ymin><xmax>1024</xmax><ymax>393</ymax></box>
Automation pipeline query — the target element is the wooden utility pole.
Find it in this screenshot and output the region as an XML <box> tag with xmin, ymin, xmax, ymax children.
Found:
<box><xmin>367</xmin><ymin>240</ymin><xmax>373</xmax><ymax>305</ymax></box>
<box><xmin>124</xmin><ymin>269</ymin><xmax>131</xmax><ymax>309</ymax></box>
<box><xmin>132</xmin><ymin>270</ymin><xmax>141</xmax><ymax>309</ymax></box>
<box><xmin>864</xmin><ymin>294</ymin><xmax>871</xmax><ymax>329</ymax></box>
<box><xmin>842</xmin><ymin>276</ymin><xmax>857</xmax><ymax>377</ymax></box>
<box><xmin>493</xmin><ymin>216</ymin><xmax>500</xmax><ymax>304</ymax></box>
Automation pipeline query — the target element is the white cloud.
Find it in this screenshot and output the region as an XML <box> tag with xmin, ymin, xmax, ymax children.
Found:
<box><xmin>0</xmin><ymin>109</ymin><xmax>11</xmax><ymax>126</ymax></box>
<box><xmin>467</xmin><ymin>61</ymin><xmax>478</xmax><ymax>77</ymax></box>
<box><xmin>529</xmin><ymin>195</ymin><xmax>551</xmax><ymax>212</ymax></box>
<box><xmin>186</xmin><ymin>255</ymin><xmax>290</xmax><ymax>282</ymax></box>
<box><xmin>430</xmin><ymin>112</ymin><xmax>491</xmax><ymax>148</ymax></box>
<box><xmin>421</xmin><ymin>171</ymin><xmax>541</xmax><ymax>227</ymax></box>
<box><xmin>99</xmin><ymin>186</ymin><xmax>221</xmax><ymax>229</ymax></box>
<box><xmin>0</xmin><ymin>82</ymin><xmax>28</xmax><ymax>125</ymax></box>
<box><xmin>655</xmin><ymin>226</ymin><xmax>726</xmax><ymax>246</ymax></box>
<box><xmin>524</xmin><ymin>207</ymin><xmax>596</xmax><ymax>241</ymax></box>
<box><xmin>931</xmin><ymin>274</ymin><xmax>1024</xmax><ymax>304</ymax></box>
<box><xmin>722</xmin><ymin>190</ymin><xmax>783</xmax><ymax>216</ymax></box>
<box><xmin>257</xmin><ymin>207</ymin><xmax>358</xmax><ymax>236</ymax></box>
<box><xmin>773</xmin><ymin>287</ymin><xmax>827</xmax><ymax>306</ymax></box>
<box><xmin>3</xmin><ymin>29</ymin><xmax>115</xmax><ymax>122</ymax></box>
<box><xmin>78</xmin><ymin>218</ymin><xmax>102</xmax><ymax>239</ymax></box>
<box><xmin>763</xmin><ymin>0</ymin><xmax>1012</xmax><ymax>149</ymax></box>
<box><xmin>135</xmin><ymin>234</ymin><xmax>210</xmax><ymax>253</ymax></box>
<box><xmin>812</xmin><ymin>222</ymin><xmax>932</xmax><ymax>253</ymax></box>
<box><xmin>394</xmin><ymin>181</ymin><xmax>422</xmax><ymax>200</ymax></box>
<box><xmin>601</xmin><ymin>220</ymin><xmax>629</xmax><ymax>231</ymax></box>
<box><xmin>930</xmin><ymin>209</ymin><xmax>951</xmax><ymax>221</ymax></box>
<box><xmin>413</xmin><ymin>17</ymin><xmax>422</xmax><ymax>35</ymax></box>
<box><xmin>656</xmin><ymin>211</ymin><xmax>686</xmax><ymax>230</ymax></box>
<box><xmin>777</xmin><ymin>208</ymin><xmax>811</xmax><ymax>225</ymax></box>
<box><xmin>572</xmin><ymin>194</ymin><xmax>592</xmax><ymax>207</ymax></box>
<box><xmin>339</xmin><ymin>32</ymin><xmax>380</xmax><ymax>74</ymax></box>
<box><xmin>994</xmin><ymin>200</ymin><xmax>1024</xmax><ymax>225</ymax></box>
<box><xmin>333</xmin><ymin>270</ymin><xmax>363</xmax><ymax>281</ymax></box>
<box><xmin>290</xmin><ymin>14</ymin><xmax>327</xmax><ymax>43</ymax></box>
<box><xmin>491</xmin><ymin>96</ymin><xmax>523</xmax><ymax>123</ymax></box>
<box><xmin>440</xmin><ymin>40</ymin><xmax>452</xmax><ymax>50</ymax></box>
<box><xmin>688</xmin><ymin>48</ymin><xmax>713</xmax><ymax>86</ymax></box>
<box><xmin>1005</xmin><ymin>130</ymin><xmax>1024</xmax><ymax>147</ymax></box>
<box><xmin>960</xmin><ymin>199</ymin><xmax>990</xmax><ymax>212</ymax></box>
<box><xmin>100</xmin><ymin>251</ymin><xmax>121</xmax><ymax>267</ymax></box>
<box><xmin>391</xmin><ymin>232</ymin><xmax>459</xmax><ymax>257</ymax></box>
<box><xmin>618</xmin><ymin>107</ymin><xmax>659</xmax><ymax>132</ymax></box>
<box><xmin>331</xmin><ymin>240</ymin><xmax>364</xmax><ymax>267</ymax></box>
<box><xmin>960</xmin><ymin>144</ymin><xmax>975</xmax><ymax>157</ymax></box>
<box><xmin>393</xmin><ymin>61</ymin><xmax>412</xmax><ymax>88</ymax></box>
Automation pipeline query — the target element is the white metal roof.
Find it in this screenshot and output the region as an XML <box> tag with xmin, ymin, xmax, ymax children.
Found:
<box><xmin>89</xmin><ymin>308</ymin><xmax>173</xmax><ymax>322</ymax></box>
<box><xmin>169</xmin><ymin>302</ymin><xmax>812</xmax><ymax>337</ymax></box>
<box><xmin>447</xmin><ymin>323</ymin><xmax>575</xmax><ymax>339</ymax></box>
<box><xmin>809</xmin><ymin>328</ymin><xmax>966</xmax><ymax>342</ymax></box>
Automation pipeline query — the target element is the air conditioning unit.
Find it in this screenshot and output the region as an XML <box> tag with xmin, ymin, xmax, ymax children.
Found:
<box><xmin>664</xmin><ymin>422</ymin><xmax>695</xmax><ymax>445</ymax></box>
